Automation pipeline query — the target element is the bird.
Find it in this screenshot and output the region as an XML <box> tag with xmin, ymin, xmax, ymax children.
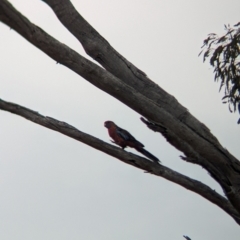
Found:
<box><xmin>104</xmin><ymin>121</ymin><xmax>160</xmax><ymax>163</ymax></box>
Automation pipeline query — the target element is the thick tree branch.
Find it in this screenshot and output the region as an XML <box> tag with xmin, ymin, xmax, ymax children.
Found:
<box><xmin>0</xmin><ymin>97</ymin><xmax>239</xmax><ymax>225</ymax></box>
<box><xmin>140</xmin><ymin>117</ymin><xmax>232</xmax><ymax>189</ymax></box>
<box><xmin>41</xmin><ymin>0</ymin><xmax>217</xmax><ymax>145</ymax></box>
<box><xmin>41</xmin><ymin>0</ymin><xmax>240</xmax><ymax>181</ymax></box>
<box><xmin>0</xmin><ymin>0</ymin><xmax>240</xmax><ymax>214</ymax></box>
<box><xmin>40</xmin><ymin>0</ymin><xmax>239</xmax><ymax>162</ymax></box>
<box><xmin>40</xmin><ymin>0</ymin><xmax>240</xmax><ymax>212</ymax></box>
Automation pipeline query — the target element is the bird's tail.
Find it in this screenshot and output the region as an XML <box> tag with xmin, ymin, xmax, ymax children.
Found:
<box><xmin>135</xmin><ymin>147</ymin><xmax>160</xmax><ymax>163</ymax></box>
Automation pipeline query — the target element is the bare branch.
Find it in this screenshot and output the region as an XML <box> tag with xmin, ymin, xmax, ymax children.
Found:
<box><xmin>0</xmin><ymin>97</ymin><xmax>240</xmax><ymax>224</ymax></box>
<box><xmin>41</xmin><ymin>0</ymin><xmax>212</xmax><ymax>143</ymax></box>
<box><xmin>38</xmin><ymin>1</ymin><xmax>240</xmax><ymax>211</ymax></box>
<box><xmin>40</xmin><ymin>0</ymin><xmax>233</xmax><ymax>152</ymax></box>
<box><xmin>0</xmin><ymin>0</ymin><xmax>240</xmax><ymax>214</ymax></box>
<box><xmin>140</xmin><ymin>117</ymin><xmax>231</xmax><ymax>189</ymax></box>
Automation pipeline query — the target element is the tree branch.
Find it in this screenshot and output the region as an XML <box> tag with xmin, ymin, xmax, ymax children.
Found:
<box><xmin>40</xmin><ymin>0</ymin><xmax>239</xmax><ymax>163</ymax></box>
<box><xmin>41</xmin><ymin>0</ymin><xmax>214</xmax><ymax>144</ymax></box>
<box><xmin>0</xmin><ymin>0</ymin><xmax>240</xmax><ymax>214</ymax></box>
<box><xmin>0</xmin><ymin>97</ymin><xmax>239</xmax><ymax>224</ymax></box>
<box><xmin>41</xmin><ymin>0</ymin><xmax>240</xmax><ymax>212</ymax></box>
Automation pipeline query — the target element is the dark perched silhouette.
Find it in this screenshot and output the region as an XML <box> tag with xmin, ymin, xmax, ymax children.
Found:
<box><xmin>104</xmin><ymin>121</ymin><xmax>160</xmax><ymax>163</ymax></box>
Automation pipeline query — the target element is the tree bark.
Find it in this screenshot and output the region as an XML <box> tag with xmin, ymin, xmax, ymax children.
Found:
<box><xmin>0</xmin><ymin>0</ymin><xmax>240</xmax><ymax>219</ymax></box>
<box><xmin>0</xmin><ymin>98</ymin><xmax>240</xmax><ymax>224</ymax></box>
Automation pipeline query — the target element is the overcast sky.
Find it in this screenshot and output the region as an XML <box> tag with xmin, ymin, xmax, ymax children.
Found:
<box><xmin>0</xmin><ymin>0</ymin><xmax>240</xmax><ymax>239</ymax></box>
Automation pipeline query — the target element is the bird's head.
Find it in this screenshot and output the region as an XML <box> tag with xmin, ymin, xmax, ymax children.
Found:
<box><xmin>104</xmin><ymin>121</ymin><xmax>115</xmax><ymax>129</ymax></box>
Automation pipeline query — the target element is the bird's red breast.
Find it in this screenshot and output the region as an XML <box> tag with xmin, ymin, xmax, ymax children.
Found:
<box><xmin>104</xmin><ymin>120</ymin><xmax>159</xmax><ymax>163</ymax></box>
<box><xmin>104</xmin><ymin>121</ymin><xmax>127</xmax><ymax>148</ymax></box>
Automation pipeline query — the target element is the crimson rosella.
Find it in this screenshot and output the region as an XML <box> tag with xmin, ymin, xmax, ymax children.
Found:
<box><xmin>104</xmin><ymin>121</ymin><xmax>160</xmax><ymax>163</ymax></box>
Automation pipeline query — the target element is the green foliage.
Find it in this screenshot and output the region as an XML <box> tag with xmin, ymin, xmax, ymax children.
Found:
<box><xmin>200</xmin><ymin>22</ymin><xmax>240</xmax><ymax>117</ymax></box>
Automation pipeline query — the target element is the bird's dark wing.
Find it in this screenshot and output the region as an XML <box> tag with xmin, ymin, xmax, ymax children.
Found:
<box><xmin>116</xmin><ymin>126</ymin><xmax>144</xmax><ymax>148</ymax></box>
<box><xmin>116</xmin><ymin>127</ymin><xmax>137</xmax><ymax>141</ymax></box>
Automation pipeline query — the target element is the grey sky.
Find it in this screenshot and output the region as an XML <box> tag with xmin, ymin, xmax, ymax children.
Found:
<box><xmin>0</xmin><ymin>0</ymin><xmax>240</xmax><ymax>239</ymax></box>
